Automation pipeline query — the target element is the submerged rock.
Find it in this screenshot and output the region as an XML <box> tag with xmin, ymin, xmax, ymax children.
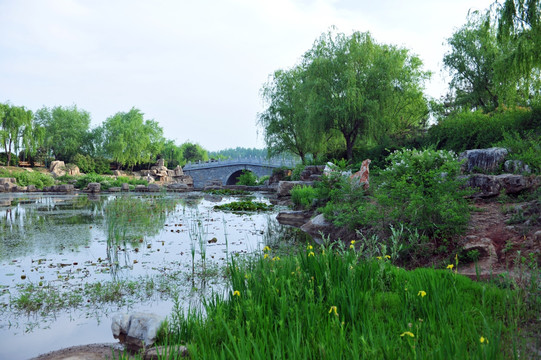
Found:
<box><xmin>112</xmin><ymin>312</ymin><xmax>163</xmax><ymax>351</ymax></box>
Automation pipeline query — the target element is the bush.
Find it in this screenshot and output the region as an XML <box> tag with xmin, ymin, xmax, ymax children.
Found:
<box><xmin>236</xmin><ymin>170</ymin><xmax>257</xmax><ymax>186</ymax></box>
<box><xmin>0</xmin><ymin>169</ymin><xmax>55</xmax><ymax>189</ymax></box>
<box><xmin>426</xmin><ymin>107</ymin><xmax>539</xmax><ymax>152</ymax></box>
<box><xmin>496</xmin><ymin>131</ymin><xmax>541</xmax><ymax>173</ymax></box>
<box><xmin>0</xmin><ymin>152</ymin><xmax>18</xmax><ymax>166</ymax></box>
<box><xmin>291</xmin><ymin>185</ymin><xmax>318</xmax><ymax>210</ymax></box>
<box><xmin>375</xmin><ymin>148</ymin><xmax>471</xmax><ymax>238</ymax></box>
<box><xmin>290</xmin><ymin>163</ymin><xmax>305</xmax><ymax>181</ymax></box>
<box><xmin>72</xmin><ymin>154</ymin><xmax>95</xmax><ymax>173</ymax></box>
<box><xmin>94</xmin><ymin>157</ymin><xmax>112</xmax><ymax>175</ymax></box>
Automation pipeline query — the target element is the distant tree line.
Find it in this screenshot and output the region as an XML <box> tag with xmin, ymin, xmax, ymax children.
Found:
<box><xmin>0</xmin><ymin>103</ymin><xmax>211</xmax><ymax>171</ymax></box>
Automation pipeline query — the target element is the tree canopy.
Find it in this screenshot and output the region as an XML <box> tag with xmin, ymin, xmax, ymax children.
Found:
<box><xmin>0</xmin><ymin>103</ymin><xmax>34</xmax><ymax>165</ymax></box>
<box><xmin>259</xmin><ymin>29</ymin><xmax>430</xmax><ymax>162</ymax></box>
<box><xmin>102</xmin><ymin>108</ymin><xmax>164</xmax><ymax>169</ymax></box>
<box><xmin>34</xmin><ymin>105</ymin><xmax>91</xmax><ymax>162</ymax></box>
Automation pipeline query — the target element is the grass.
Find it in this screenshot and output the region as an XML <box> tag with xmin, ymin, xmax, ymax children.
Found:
<box><xmin>153</xmin><ymin>245</ymin><xmax>537</xmax><ymax>359</ymax></box>
<box><xmin>213</xmin><ymin>200</ymin><xmax>274</xmax><ymax>212</ymax></box>
<box><xmin>203</xmin><ymin>188</ymin><xmax>250</xmax><ymax>196</ymax></box>
<box><xmin>0</xmin><ymin>167</ymin><xmax>55</xmax><ymax>189</ymax></box>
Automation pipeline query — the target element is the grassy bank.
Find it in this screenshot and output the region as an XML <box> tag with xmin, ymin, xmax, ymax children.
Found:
<box><xmin>153</xmin><ymin>244</ymin><xmax>537</xmax><ymax>359</ymax></box>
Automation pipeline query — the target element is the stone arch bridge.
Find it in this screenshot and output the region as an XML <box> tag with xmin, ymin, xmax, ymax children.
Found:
<box><xmin>183</xmin><ymin>157</ymin><xmax>298</xmax><ymax>189</ymax></box>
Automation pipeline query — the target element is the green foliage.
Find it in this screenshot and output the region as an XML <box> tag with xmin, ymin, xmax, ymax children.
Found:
<box><xmin>236</xmin><ymin>170</ymin><xmax>258</xmax><ymax>186</ymax></box>
<box><xmin>290</xmin><ymin>185</ymin><xmax>318</xmax><ymax>210</ymax></box>
<box><xmin>427</xmin><ymin>107</ymin><xmax>539</xmax><ymax>152</ymax></box>
<box><xmin>203</xmin><ymin>188</ymin><xmax>249</xmax><ymax>196</ymax></box>
<box><xmin>208</xmin><ymin>147</ymin><xmax>268</xmax><ymax>160</ymax></box>
<box><xmin>162</xmin><ymin>249</ymin><xmax>528</xmax><ymax>359</ymax></box>
<box><xmin>0</xmin><ymin>103</ymin><xmax>34</xmax><ymax>165</ymax></box>
<box><xmin>180</xmin><ymin>142</ymin><xmax>209</xmax><ymax>165</ymax></box>
<box><xmin>290</xmin><ymin>163</ymin><xmax>305</xmax><ymax>181</ymax></box>
<box><xmin>0</xmin><ymin>152</ymin><xmax>18</xmax><ymax>166</ymax></box>
<box><xmin>72</xmin><ymin>153</ymin><xmax>95</xmax><ymax>173</ymax></box>
<box><xmin>74</xmin><ymin>174</ymin><xmax>146</xmax><ymax>190</ymax></box>
<box><xmin>34</xmin><ymin>105</ymin><xmax>91</xmax><ymax>162</ymax></box>
<box><xmin>496</xmin><ymin>131</ymin><xmax>541</xmax><ymax>172</ymax></box>
<box><xmin>375</xmin><ymin>149</ymin><xmax>471</xmax><ymax>238</ymax></box>
<box><xmin>213</xmin><ymin>200</ymin><xmax>273</xmax><ymax>212</ymax></box>
<box><xmin>0</xmin><ymin>169</ymin><xmax>55</xmax><ymax>189</ymax></box>
<box><xmin>102</xmin><ymin>108</ymin><xmax>164</xmax><ymax>169</ymax></box>
<box><xmin>257</xmin><ymin>175</ymin><xmax>270</xmax><ymax>185</ymax></box>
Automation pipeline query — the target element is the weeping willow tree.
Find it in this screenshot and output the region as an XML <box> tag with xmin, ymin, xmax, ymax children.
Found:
<box><xmin>497</xmin><ymin>0</ymin><xmax>541</xmax><ymax>75</ymax></box>
<box><xmin>258</xmin><ymin>65</ymin><xmax>327</xmax><ymax>164</ymax></box>
<box><xmin>302</xmin><ymin>29</ymin><xmax>430</xmax><ymax>161</ymax></box>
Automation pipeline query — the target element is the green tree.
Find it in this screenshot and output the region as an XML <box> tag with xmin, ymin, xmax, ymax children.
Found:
<box><xmin>258</xmin><ymin>65</ymin><xmax>327</xmax><ymax>163</ymax></box>
<box><xmin>303</xmin><ymin>30</ymin><xmax>430</xmax><ymax>161</ymax></box>
<box><xmin>102</xmin><ymin>108</ymin><xmax>164</xmax><ymax>169</ymax></box>
<box><xmin>0</xmin><ymin>103</ymin><xmax>34</xmax><ymax>165</ymax></box>
<box><xmin>34</xmin><ymin>105</ymin><xmax>91</xmax><ymax>162</ymax></box>
<box><xmin>443</xmin><ymin>11</ymin><xmax>539</xmax><ymax>111</ymax></box>
<box><xmin>180</xmin><ymin>142</ymin><xmax>209</xmax><ymax>164</ymax></box>
<box><xmin>497</xmin><ymin>0</ymin><xmax>541</xmax><ymax>75</ymax></box>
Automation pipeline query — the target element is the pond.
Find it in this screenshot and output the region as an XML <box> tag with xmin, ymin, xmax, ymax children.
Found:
<box><xmin>0</xmin><ymin>191</ymin><xmax>290</xmax><ymax>359</ymax></box>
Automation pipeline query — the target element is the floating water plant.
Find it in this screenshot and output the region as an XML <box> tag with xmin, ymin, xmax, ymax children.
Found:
<box><xmin>213</xmin><ymin>200</ymin><xmax>273</xmax><ymax>212</ymax></box>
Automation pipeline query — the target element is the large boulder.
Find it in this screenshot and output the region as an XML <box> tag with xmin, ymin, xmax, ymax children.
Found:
<box><xmin>465</xmin><ymin>174</ymin><xmax>539</xmax><ymax>197</ymax></box>
<box><xmin>147</xmin><ymin>183</ymin><xmax>161</xmax><ymax>192</ymax></box>
<box><xmin>173</xmin><ymin>165</ymin><xmax>184</xmax><ymax>177</ymax></box>
<box><xmin>277</xmin><ymin>181</ymin><xmax>313</xmax><ymax>197</ymax></box>
<box><xmin>168</xmin><ymin>182</ymin><xmax>189</xmax><ymax>191</ymax></box>
<box><xmin>49</xmin><ymin>160</ymin><xmax>66</xmax><ymax>177</ymax></box>
<box><xmin>112</xmin><ymin>312</ymin><xmax>163</xmax><ymax>351</ymax></box>
<box><xmin>0</xmin><ymin>178</ymin><xmax>17</xmax><ymax>192</ymax></box>
<box><xmin>121</xmin><ymin>183</ymin><xmax>130</xmax><ymax>192</ymax></box>
<box><xmin>300</xmin><ymin>214</ymin><xmax>333</xmax><ymax>244</ymax></box>
<box><xmin>459</xmin><ymin>147</ymin><xmax>508</xmax><ymax>173</ymax></box>
<box><xmin>277</xmin><ymin>210</ymin><xmax>314</xmax><ymax>227</ymax></box>
<box><xmin>85</xmin><ymin>182</ymin><xmax>101</xmax><ymax>193</ymax></box>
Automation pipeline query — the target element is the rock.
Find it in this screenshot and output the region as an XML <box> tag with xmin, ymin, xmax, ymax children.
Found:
<box><xmin>135</xmin><ymin>185</ymin><xmax>148</xmax><ymax>192</ymax></box>
<box><xmin>300</xmin><ymin>165</ymin><xmax>325</xmax><ymax>181</ymax></box>
<box><xmin>156</xmin><ymin>158</ymin><xmax>165</xmax><ymax>168</ymax></box>
<box><xmin>300</xmin><ymin>214</ymin><xmax>333</xmax><ymax>244</ymax></box>
<box><xmin>0</xmin><ymin>177</ymin><xmax>16</xmax><ymax>185</ymax></box>
<box><xmin>464</xmin><ymin>174</ymin><xmax>501</xmax><ymax>197</ymax></box>
<box><xmin>121</xmin><ymin>183</ymin><xmax>130</xmax><ymax>191</ymax></box>
<box><xmin>66</xmin><ymin>164</ymin><xmax>80</xmax><ymax>176</ymax></box>
<box><xmin>112</xmin><ymin>312</ymin><xmax>163</xmax><ymax>352</ymax></box>
<box><xmin>109</xmin><ymin>187</ymin><xmax>121</xmax><ymax>192</ymax></box>
<box><xmin>4</xmin><ymin>182</ymin><xmax>18</xmax><ymax>192</ymax></box>
<box><xmin>49</xmin><ymin>160</ymin><xmax>66</xmax><ymax>177</ymax></box>
<box><xmin>147</xmin><ymin>184</ymin><xmax>161</xmax><ymax>192</ymax></box>
<box><xmin>173</xmin><ymin>165</ymin><xmax>184</xmax><ymax>176</ymax></box>
<box><xmin>113</xmin><ymin>170</ymin><xmax>125</xmax><ymax>177</ymax></box>
<box><xmin>277</xmin><ymin>210</ymin><xmax>314</xmax><ymax>227</ymax></box>
<box><xmin>145</xmin><ymin>345</ymin><xmax>189</xmax><ymax>359</ymax></box>
<box><xmin>494</xmin><ymin>174</ymin><xmax>535</xmax><ymax>194</ymax></box>
<box><xmin>86</xmin><ymin>182</ymin><xmax>101</xmax><ymax>193</ymax></box>
<box><xmin>26</xmin><ymin>185</ymin><xmax>37</xmax><ymax>192</ymax></box>
<box><xmin>167</xmin><ymin>183</ymin><xmax>189</xmax><ymax>191</ymax></box>
<box><xmin>462</xmin><ymin>237</ymin><xmax>498</xmax><ymax>268</ymax></box>
<box><xmin>47</xmin><ymin>184</ymin><xmax>74</xmax><ymax>193</ymax></box>
<box><xmin>277</xmin><ymin>181</ymin><xmax>312</xmax><ymax>197</ymax></box>
<box><xmin>465</xmin><ymin>174</ymin><xmax>538</xmax><ymax>197</ymax></box>
<box><xmin>459</xmin><ymin>147</ymin><xmax>508</xmax><ymax>173</ymax></box>
<box><xmin>350</xmin><ymin>159</ymin><xmax>371</xmax><ymax>190</ymax></box>
<box><xmin>534</xmin><ymin>231</ymin><xmax>541</xmax><ymax>243</ymax></box>
<box><xmin>504</xmin><ymin>160</ymin><xmax>531</xmax><ymax>174</ymax></box>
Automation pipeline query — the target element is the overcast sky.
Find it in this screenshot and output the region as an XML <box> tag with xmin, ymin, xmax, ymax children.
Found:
<box><xmin>0</xmin><ymin>0</ymin><xmax>494</xmax><ymax>151</ymax></box>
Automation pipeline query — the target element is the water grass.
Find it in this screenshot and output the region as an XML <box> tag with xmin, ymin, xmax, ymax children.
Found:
<box><xmin>157</xmin><ymin>245</ymin><xmax>536</xmax><ymax>359</ymax></box>
<box><xmin>213</xmin><ymin>200</ymin><xmax>273</xmax><ymax>212</ymax></box>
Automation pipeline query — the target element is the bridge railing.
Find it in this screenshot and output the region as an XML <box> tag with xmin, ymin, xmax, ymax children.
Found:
<box><xmin>183</xmin><ymin>156</ymin><xmax>300</xmax><ymax>170</ymax></box>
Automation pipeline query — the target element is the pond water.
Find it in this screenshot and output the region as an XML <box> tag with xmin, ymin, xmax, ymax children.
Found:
<box><xmin>0</xmin><ymin>191</ymin><xmax>287</xmax><ymax>360</ymax></box>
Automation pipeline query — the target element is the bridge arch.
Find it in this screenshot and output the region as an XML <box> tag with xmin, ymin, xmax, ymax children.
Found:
<box><xmin>182</xmin><ymin>157</ymin><xmax>299</xmax><ymax>188</ymax></box>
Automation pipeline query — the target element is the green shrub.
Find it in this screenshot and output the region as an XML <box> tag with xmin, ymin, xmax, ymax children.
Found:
<box><xmin>257</xmin><ymin>175</ymin><xmax>270</xmax><ymax>185</ymax></box>
<box><xmin>290</xmin><ymin>185</ymin><xmax>318</xmax><ymax>210</ymax></box>
<box><xmin>496</xmin><ymin>131</ymin><xmax>541</xmax><ymax>173</ymax></box>
<box><xmin>290</xmin><ymin>163</ymin><xmax>305</xmax><ymax>181</ymax></box>
<box><xmin>427</xmin><ymin>107</ymin><xmax>539</xmax><ymax>152</ymax></box>
<box><xmin>94</xmin><ymin>157</ymin><xmax>112</xmax><ymax>175</ymax></box>
<box><xmin>375</xmin><ymin>148</ymin><xmax>471</xmax><ymax>238</ymax></box>
<box><xmin>72</xmin><ymin>154</ymin><xmax>95</xmax><ymax>173</ymax></box>
<box><xmin>0</xmin><ymin>152</ymin><xmax>18</xmax><ymax>166</ymax></box>
<box><xmin>236</xmin><ymin>170</ymin><xmax>257</xmax><ymax>186</ymax></box>
<box><xmin>0</xmin><ymin>169</ymin><xmax>55</xmax><ymax>189</ymax></box>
